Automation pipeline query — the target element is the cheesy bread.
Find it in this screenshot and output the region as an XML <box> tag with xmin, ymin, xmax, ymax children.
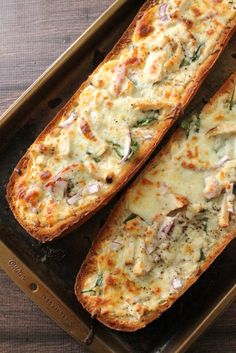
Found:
<box><xmin>7</xmin><ymin>0</ymin><xmax>236</xmax><ymax>241</ymax></box>
<box><xmin>75</xmin><ymin>73</ymin><xmax>236</xmax><ymax>331</ymax></box>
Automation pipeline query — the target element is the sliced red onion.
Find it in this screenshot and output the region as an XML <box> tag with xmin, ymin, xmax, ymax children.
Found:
<box><xmin>159</xmin><ymin>3</ymin><xmax>170</xmax><ymax>22</ymax></box>
<box><xmin>115</xmin><ymin>64</ymin><xmax>126</xmax><ymax>83</ymax></box>
<box><xmin>52</xmin><ymin>180</ymin><xmax>68</xmax><ymax>199</ymax></box>
<box><xmin>213</xmin><ymin>155</ymin><xmax>229</xmax><ymax>169</ymax></box>
<box><xmin>110</xmin><ymin>241</ymin><xmax>123</xmax><ymax>251</ymax></box>
<box><xmin>203</xmin><ymin>176</ymin><xmax>221</xmax><ymax>199</ymax></box>
<box><xmin>159</xmin><ymin>182</ymin><xmax>169</xmax><ymax>195</ymax></box>
<box><xmin>143</xmin><ymin>133</ymin><xmax>153</xmax><ymax>140</ymax></box>
<box><xmin>87</xmin><ymin>182</ymin><xmax>101</xmax><ymax>194</ymax></box>
<box><xmin>113</xmin><ymin>64</ymin><xmax>126</xmax><ymax>95</ymax></box>
<box><xmin>172</xmin><ymin>278</ymin><xmax>182</xmax><ymax>290</ymax></box>
<box><xmin>59</xmin><ymin>111</ymin><xmax>77</xmax><ymax>128</ymax></box>
<box><xmin>67</xmin><ymin>191</ymin><xmax>82</xmax><ymax>205</ymax></box>
<box><xmin>158</xmin><ymin>216</ymin><xmax>175</xmax><ymax>237</ymax></box>
<box><xmin>119</xmin><ymin>131</ymin><xmax>132</xmax><ymax>164</ymax></box>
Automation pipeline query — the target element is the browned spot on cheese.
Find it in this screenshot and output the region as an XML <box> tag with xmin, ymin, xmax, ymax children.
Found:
<box><xmin>39</xmin><ymin>170</ymin><xmax>52</xmax><ymax>181</ymax></box>
<box><xmin>182</xmin><ymin>18</ymin><xmax>193</xmax><ymax>29</ymax></box>
<box><xmin>215</xmin><ymin>114</ymin><xmax>224</xmax><ymax>121</ymax></box>
<box><xmin>106</xmin><ymin>275</ymin><xmax>116</xmax><ymax>287</ymax></box>
<box><xmin>164</xmin><ymin>91</ymin><xmax>171</xmax><ymax>99</ymax></box>
<box><xmin>207</xmin><ymin>29</ymin><xmax>214</xmax><ymax>36</ymax></box>
<box><xmin>125</xmin><ymin>279</ymin><xmax>140</xmax><ymax>295</ymax></box>
<box><xmin>80</xmin><ymin>119</ymin><xmax>97</xmax><ymax>141</ymax></box>
<box><xmin>113</xmin><ymin>268</ymin><xmax>121</xmax><ymax>275</ymax></box>
<box><xmin>155</xmin><ymin>287</ymin><xmax>161</xmax><ymax>295</ymax></box>
<box><xmin>142</xmin><ymin>178</ymin><xmax>153</xmax><ymax>185</ymax></box>
<box><xmin>191</xmin><ymin>7</ymin><xmax>202</xmax><ymax>17</ymax></box>
<box><xmin>175</xmin><ymin>194</ymin><xmax>189</xmax><ymax>206</ymax></box>
<box><xmin>219</xmin><ymin>171</ymin><xmax>225</xmax><ymax>180</ymax></box>
<box><xmin>97</xmin><ymin>79</ymin><xmax>104</xmax><ymax>88</ymax></box>
<box><xmin>125</xmin><ymin>56</ymin><xmax>142</xmax><ymax>67</ymax></box>
<box><xmin>135</xmin><ymin>303</ymin><xmax>147</xmax><ymax>315</ymax></box>
<box><xmin>106</xmin><ymin>257</ymin><xmax>115</xmax><ymax>267</ymax></box>
<box><xmin>185</xmin><ymin>244</ymin><xmax>193</xmax><ymax>254</ymax></box>
<box><xmin>137</xmin><ymin>23</ymin><xmax>154</xmax><ymax>38</ymax></box>
<box><xmin>186</xmin><ymin>146</ymin><xmax>198</xmax><ymax>159</ymax></box>
<box><xmin>181</xmin><ymin>161</ymin><xmax>195</xmax><ymax>169</ymax></box>
<box><xmin>25</xmin><ymin>189</ymin><xmax>41</xmax><ymax>206</ymax></box>
<box><xmin>125</xmin><ymin>217</ymin><xmax>141</xmax><ymax>231</ymax></box>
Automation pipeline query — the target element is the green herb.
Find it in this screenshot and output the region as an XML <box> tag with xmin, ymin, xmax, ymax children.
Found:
<box><xmin>80</xmin><ymin>288</ymin><xmax>96</xmax><ymax>295</ymax></box>
<box><xmin>229</xmin><ymin>85</ymin><xmax>235</xmax><ymax>111</ymax></box>
<box><xmin>106</xmin><ymin>140</ymin><xmax>123</xmax><ymax>158</ymax></box>
<box><xmin>194</xmin><ymin>113</ymin><xmax>201</xmax><ymax>133</ymax></box>
<box><xmin>180</xmin><ymin>57</ymin><xmax>190</xmax><ymax>68</ymax></box>
<box><xmin>80</xmin><ymin>273</ymin><xmax>103</xmax><ymax>295</ymax></box>
<box><xmin>198</xmin><ymin>248</ymin><xmax>205</xmax><ymax>262</ymax></box>
<box><xmin>95</xmin><ymin>273</ymin><xmax>103</xmax><ymax>287</ymax></box>
<box><xmin>133</xmin><ymin>116</ymin><xmax>158</xmax><ymax>127</ymax></box>
<box><xmin>180</xmin><ymin>111</ymin><xmax>201</xmax><ymax>137</ymax></box>
<box><xmin>180</xmin><ymin>117</ymin><xmax>192</xmax><ymax>138</ymax></box>
<box><xmin>192</xmin><ymin>43</ymin><xmax>204</xmax><ymax>62</ymax></box>
<box><xmin>180</xmin><ymin>44</ymin><xmax>204</xmax><ymax>68</ymax></box>
<box><xmin>129</xmin><ymin>140</ymin><xmax>139</xmax><ymax>159</ymax></box>
<box><xmin>133</xmin><ymin>110</ymin><xmax>159</xmax><ymax>127</ymax></box>
<box><xmin>201</xmin><ymin>217</ymin><xmax>208</xmax><ymax>235</ymax></box>
<box><xmin>107</xmin><ymin>139</ymin><xmax>139</xmax><ymax>160</ymax></box>
<box><xmin>124</xmin><ymin>213</ymin><xmax>138</xmax><ymax>224</ymax></box>
<box><xmin>86</xmin><ymin>151</ymin><xmax>101</xmax><ymax>163</ymax></box>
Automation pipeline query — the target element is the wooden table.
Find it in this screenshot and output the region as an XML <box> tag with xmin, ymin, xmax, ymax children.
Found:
<box><xmin>0</xmin><ymin>1</ymin><xmax>235</xmax><ymax>352</ymax></box>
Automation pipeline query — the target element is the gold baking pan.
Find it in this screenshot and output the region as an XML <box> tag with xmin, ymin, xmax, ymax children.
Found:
<box><xmin>0</xmin><ymin>1</ymin><xmax>235</xmax><ymax>352</ymax></box>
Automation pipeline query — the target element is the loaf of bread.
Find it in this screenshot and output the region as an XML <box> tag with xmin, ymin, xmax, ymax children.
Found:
<box><xmin>75</xmin><ymin>73</ymin><xmax>236</xmax><ymax>331</ymax></box>
<box><xmin>7</xmin><ymin>0</ymin><xmax>236</xmax><ymax>241</ymax></box>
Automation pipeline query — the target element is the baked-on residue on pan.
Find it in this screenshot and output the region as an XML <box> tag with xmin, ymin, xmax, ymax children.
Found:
<box><xmin>7</xmin><ymin>0</ymin><xmax>236</xmax><ymax>241</ymax></box>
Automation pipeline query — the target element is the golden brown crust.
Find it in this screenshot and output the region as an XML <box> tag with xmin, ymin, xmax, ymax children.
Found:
<box><xmin>6</xmin><ymin>1</ymin><xmax>236</xmax><ymax>241</ymax></box>
<box><xmin>75</xmin><ymin>73</ymin><xmax>236</xmax><ymax>331</ymax></box>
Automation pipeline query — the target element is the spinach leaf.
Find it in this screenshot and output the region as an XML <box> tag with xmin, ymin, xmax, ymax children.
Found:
<box><xmin>229</xmin><ymin>85</ymin><xmax>235</xmax><ymax>111</ymax></box>
<box><xmin>180</xmin><ymin>117</ymin><xmax>192</xmax><ymax>138</ymax></box>
<box><xmin>201</xmin><ymin>217</ymin><xmax>208</xmax><ymax>235</ymax></box>
<box><xmin>80</xmin><ymin>273</ymin><xmax>103</xmax><ymax>295</ymax></box>
<box><xmin>129</xmin><ymin>140</ymin><xmax>139</xmax><ymax>159</ymax></box>
<box><xmin>86</xmin><ymin>151</ymin><xmax>101</xmax><ymax>163</ymax></box>
<box><xmin>180</xmin><ymin>57</ymin><xmax>190</xmax><ymax>68</ymax></box>
<box><xmin>133</xmin><ymin>110</ymin><xmax>159</xmax><ymax>127</ymax></box>
<box><xmin>107</xmin><ymin>139</ymin><xmax>139</xmax><ymax>160</ymax></box>
<box><xmin>106</xmin><ymin>140</ymin><xmax>123</xmax><ymax>158</ymax></box>
<box><xmin>198</xmin><ymin>248</ymin><xmax>205</xmax><ymax>262</ymax></box>
<box><xmin>95</xmin><ymin>273</ymin><xmax>103</xmax><ymax>287</ymax></box>
<box><xmin>194</xmin><ymin>113</ymin><xmax>201</xmax><ymax>133</ymax></box>
<box><xmin>192</xmin><ymin>43</ymin><xmax>204</xmax><ymax>62</ymax></box>
<box><xmin>124</xmin><ymin>213</ymin><xmax>138</xmax><ymax>224</ymax></box>
<box><xmin>180</xmin><ymin>44</ymin><xmax>204</xmax><ymax>68</ymax></box>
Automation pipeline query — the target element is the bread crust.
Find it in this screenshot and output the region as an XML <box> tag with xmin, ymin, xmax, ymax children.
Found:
<box><xmin>6</xmin><ymin>1</ymin><xmax>236</xmax><ymax>241</ymax></box>
<box><xmin>75</xmin><ymin>73</ymin><xmax>236</xmax><ymax>331</ymax></box>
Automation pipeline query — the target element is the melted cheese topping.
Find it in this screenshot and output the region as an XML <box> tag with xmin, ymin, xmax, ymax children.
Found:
<box><xmin>12</xmin><ymin>0</ymin><xmax>235</xmax><ymax>235</ymax></box>
<box><xmin>79</xmin><ymin>75</ymin><xmax>236</xmax><ymax>326</ymax></box>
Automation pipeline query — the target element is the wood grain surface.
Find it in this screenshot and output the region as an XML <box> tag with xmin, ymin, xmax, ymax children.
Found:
<box><xmin>0</xmin><ymin>1</ymin><xmax>235</xmax><ymax>353</ymax></box>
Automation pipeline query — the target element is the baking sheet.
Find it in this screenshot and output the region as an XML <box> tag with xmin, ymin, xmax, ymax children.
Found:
<box><xmin>0</xmin><ymin>1</ymin><xmax>235</xmax><ymax>352</ymax></box>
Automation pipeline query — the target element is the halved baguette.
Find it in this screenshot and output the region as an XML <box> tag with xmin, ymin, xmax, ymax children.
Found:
<box><xmin>7</xmin><ymin>0</ymin><xmax>236</xmax><ymax>242</ymax></box>
<box><xmin>75</xmin><ymin>73</ymin><xmax>236</xmax><ymax>331</ymax></box>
